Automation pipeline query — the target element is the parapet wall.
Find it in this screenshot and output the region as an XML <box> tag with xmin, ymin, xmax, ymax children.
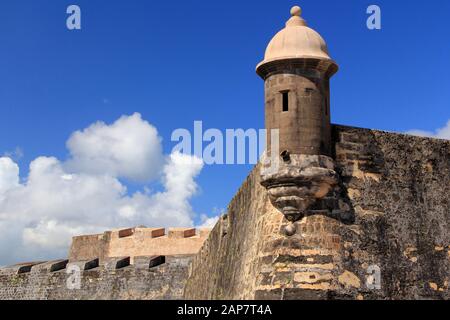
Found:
<box><xmin>69</xmin><ymin>227</ymin><xmax>210</xmax><ymax>263</ymax></box>
<box><xmin>184</xmin><ymin>125</ymin><xmax>450</xmax><ymax>300</ymax></box>
<box><xmin>0</xmin><ymin>255</ymin><xmax>192</xmax><ymax>300</ymax></box>
<box><xmin>0</xmin><ymin>227</ymin><xmax>209</xmax><ymax>300</ymax></box>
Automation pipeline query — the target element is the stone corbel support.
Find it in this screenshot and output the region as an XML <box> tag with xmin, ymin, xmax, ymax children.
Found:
<box><xmin>261</xmin><ymin>154</ymin><xmax>339</xmax><ymax>235</ymax></box>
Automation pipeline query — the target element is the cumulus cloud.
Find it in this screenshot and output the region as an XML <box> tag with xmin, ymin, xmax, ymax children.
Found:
<box><xmin>0</xmin><ymin>158</ymin><xmax>19</xmax><ymax>196</ymax></box>
<box><xmin>66</xmin><ymin>113</ymin><xmax>164</xmax><ymax>182</ymax></box>
<box><xmin>0</xmin><ymin>114</ymin><xmax>207</xmax><ymax>266</ymax></box>
<box><xmin>198</xmin><ymin>214</ymin><xmax>220</xmax><ymax>228</ymax></box>
<box><xmin>197</xmin><ymin>207</ymin><xmax>226</xmax><ymax>228</ymax></box>
<box><xmin>406</xmin><ymin>120</ymin><xmax>450</xmax><ymax>140</ymax></box>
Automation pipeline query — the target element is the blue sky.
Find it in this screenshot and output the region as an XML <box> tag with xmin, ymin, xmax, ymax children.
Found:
<box><xmin>0</xmin><ymin>1</ymin><xmax>449</xmax><ymax>263</ymax></box>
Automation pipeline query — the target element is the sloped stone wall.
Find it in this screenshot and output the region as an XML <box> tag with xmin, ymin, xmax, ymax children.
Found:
<box><xmin>184</xmin><ymin>167</ymin><xmax>280</xmax><ymax>299</ymax></box>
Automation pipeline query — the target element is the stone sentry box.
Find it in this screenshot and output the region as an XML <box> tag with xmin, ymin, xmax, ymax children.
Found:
<box><xmin>257</xmin><ymin>6</ymin><xmax>340</xmax><ymax>232</ymax></box>
<box><xmin>258</xmin><ymin>61</ymin><xmax>336</xmax><ymax>156</ymax></box>
<box><xmin>256</xmin><ymin>6</ymin><xmax>338</xmax><ymax>156</ymax></box>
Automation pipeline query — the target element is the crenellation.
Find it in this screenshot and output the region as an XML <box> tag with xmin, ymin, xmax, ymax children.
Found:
<box><xmin>31</xmin><ymin>260</ymin><xmax>69</xmax><ymax>273</ymax></box>
<box><xmin>67</xmin><ymin>258</ymin><xmax>99</xmax><ymax>271</ymax></box>
<box><xmin>149</xmin><ymin>228</ymin><xmax>166</xmax><ymax>238</ymax></box>
<box><xmin>104</xmin><ymin>257</ymin><xmax>131</xmax><ymax>270</ymax></box>
<box><xmin>0</xmin><ymin>223</ymin><xmax>211</xmax><ymax>299</ymax></box>
<box><xmin>5</xmin><ymin>262</ymin><xmax>47</xmax><ymax>275</ymax></box>
<box><xmin>118</xmin><ymin>228</ymin><xmax>135</xmax><ymax>238</ymax></box>
<box><xmin>0</xmin><ymin>255</ymin><xmax>193</xmax><ymax>300</ymax></box>
<box><xmin>134</xmin><ymin>255</ymin><xmax>165</xmax><ymax>269</ymax></box>
<box><xmin>69</xmin><ymin>227</ymin><xmax>211</xmax><ymax>263</ymax></box>
<box><xmin>168</xmin><ymin>228</ymin><xmax>196</xmax><ymax>238</ymax></box>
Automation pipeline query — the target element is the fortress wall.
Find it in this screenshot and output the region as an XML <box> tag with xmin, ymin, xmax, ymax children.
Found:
<box><xmin>333</xmin><ymin>125</ymin><xmax>450</xmax><ymax>299</ymax></box>
<box><xmin>184</xmin><ymin>125</ymin><xmax>450</xmax><ymax>300</ymax></box>
<box><xmin>69</xmin><ymin>227</ymin><xmax>210</xmax><ymax>263</ymax></box>
<box><xmin>0</xmin><ymin>255</ymin><xmax>191</xmax><ymax>300</ymax></box>
<box><xmin>184</xmin><ymin>164</ymin><xmax>282</xmax><ymax>299</ymax></box>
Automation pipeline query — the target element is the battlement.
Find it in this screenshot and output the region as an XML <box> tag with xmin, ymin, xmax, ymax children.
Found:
<box><xmin>0</xmin><ymin>255</ymin><xmax>189</xmax><ymax>276</ymax></box>
<box><xmin>0</xmin><ymin>226</ymin><xmax>210</xmax><ymax>300</ymax></box>
<box><xmin>0</xmin><ymin>255</ymin><xmax>192</xmax><ymax>300</ymax></box>
<box><xmin>69</xmin><ymin>227</ymin><xmax>211</xmax><ymax>263</ymax></box>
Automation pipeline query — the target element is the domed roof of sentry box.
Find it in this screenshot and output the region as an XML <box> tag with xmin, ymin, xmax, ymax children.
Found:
<box><xmin>256</xmin><ymin>6</ymin><xmax>336</xmax><ymax>71</ymax></box>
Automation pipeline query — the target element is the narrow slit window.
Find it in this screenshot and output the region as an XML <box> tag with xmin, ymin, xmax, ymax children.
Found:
<box><xmin>282</xmin><ymin>91</ymin><xmax>289</xmax><ymax>112</ymax></box>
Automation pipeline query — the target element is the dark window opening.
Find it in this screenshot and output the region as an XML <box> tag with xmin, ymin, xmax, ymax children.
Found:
<box><xmin>282</xmin><ymin>91</ymin><xmax>289</xmax><ymax>112</ymax></box>
<box><xmin>325</xmin><ymin>98</ymin><xmax>329</xmax><ymax>116</ymax></box>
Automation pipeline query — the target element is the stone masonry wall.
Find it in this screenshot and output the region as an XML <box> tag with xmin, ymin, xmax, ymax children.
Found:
<box><xmin>333</xmin><ymin>125</ymin><xmax>450</xmax><ymax>299</ymax></box>
<box><xmin>69</xmin><ymin>227</ymin><xmax>210</xmax><ymax>263</ymax></box>
<box><xmin>184</xmin><ymin>166</ymin><xmax>281</xmax><ymax>299</ymax></box>
<box><xmin>0</xmin><ymin>255</ymin><xmax>191</xmax><ymax>300</ymax></box>
<box><xmin>184</xmin><ymin>125</ymin><xmax>450</xmax><ymax>300</ymax></box>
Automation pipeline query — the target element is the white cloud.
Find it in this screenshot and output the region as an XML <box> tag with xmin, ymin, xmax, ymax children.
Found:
<box><xmin>198</xmin><ymin>214</ymin><xmax>220</xmax><ymax>228</ymax></box>
<box><xmin>406</xmin><ymin>120</ymin><xmax>450</xmax><ymax>140</ymax></box>
<box><xmin>65</xmin><ymin>113</ymin><xmax>164</xmax><ymax>182</ymax></box>
<box><xmin>0</xmin><ymin>157</ymin><xmax>19</xmax><ymax>197</ymax></box>
<box><xmin>197</xmin><ymin>207</ymin><xmax>226</xmax><ymax>228</ymax></box>
<box><xmin>0</xmin><ymin>114</ymin><xmax>207</xmax><ymax>266</ymax></box>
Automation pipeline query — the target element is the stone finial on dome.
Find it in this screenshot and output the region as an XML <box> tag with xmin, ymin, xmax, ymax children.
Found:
<box><xmin>286</xmin><ymin>5</ymin><xmax>306</xmax><ymax>27</ymax></box>
<box><xmin>290</xmin><ymin>5</ymin><xmax>302</xmax><ymax>16</ymax></box>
